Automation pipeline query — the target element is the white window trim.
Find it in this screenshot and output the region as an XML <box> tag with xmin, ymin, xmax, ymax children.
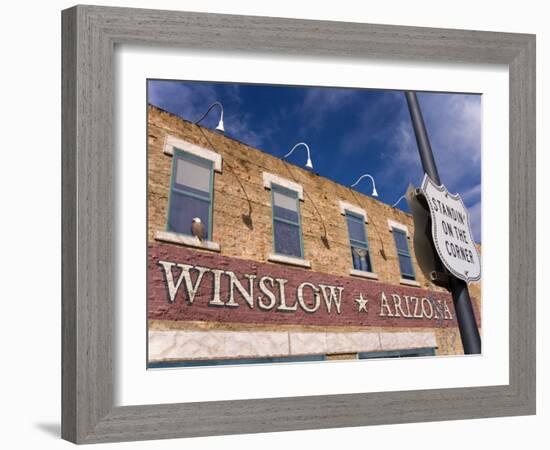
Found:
<box><xmin>262</xmin><ymin>172</ymin><xmax>304</xmax><ymax>200</ymax></box>
<box><xmin>339</xmin><ymin>200</ymin><xmax>368</xmax><ymax>223</ymax></box>
<box><xmin>399</xmin><ymin>278</ymin><xmax>421</xmax><ymax>287</ymax></box>
<box><xmin>155</xmin><ymin>230</ymin><xmax>221</xmax><ymax>252</ymax></box>
<box><xmin>163</xmin><ymin>134</ymin><xmax>222</xmax><ymax>172</ymax></box>
<box><xmin>350</xmin><ymin>269</ymin><xmax>378</xmax><ymax>280</ymax></box>
<box><xmin>267</xmin><ymin>253</ymin><xmax>311</xmax><ymax>268</ymax></box>
<box><xmin>387</xmin><ymin>219</ymin><xmax>410</xmax><ymax>237</ymax></box>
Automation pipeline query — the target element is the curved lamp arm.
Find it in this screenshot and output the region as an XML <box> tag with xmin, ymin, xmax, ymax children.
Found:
<box><xmin>350</xmin><ymin>173</ymin><xmax>378</xmax><ymax>197</ymax></box>
<box><xmin>392</xmin><ymin>194</ymin><xmax>406</xmax><ymax>208</ymax></box>
<box><xmin>284</xmin><ymin>142</ymin><xmax>313</xmax><ymax>169</ymax></box>
<box><xmin>195</xmin><ymin>101</ymin><xmax>224</xmax><ymax>133</ymax></box>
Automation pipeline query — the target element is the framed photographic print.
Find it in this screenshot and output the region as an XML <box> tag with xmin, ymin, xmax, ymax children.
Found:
<box><xmin>145</xmin><ymin>81</ymin><xmax>482</xmax><ymax>368</ymax></box>
<box><xmin>62</xmin><ymin>5</ymin><xmax>535</xmax><ymax>444</ymax></box>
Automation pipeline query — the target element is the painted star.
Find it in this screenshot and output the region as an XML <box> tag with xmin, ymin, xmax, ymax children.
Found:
<box><xmin>355</xmin><ymin>293</ymin><xmax>369</xmax><ymax>313</ymax></box>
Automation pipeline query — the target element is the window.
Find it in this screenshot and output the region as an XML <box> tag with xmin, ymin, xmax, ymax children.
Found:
<box><xmin>345</xmin><ymin>212</ymin><xmax>373</xmax><ymax>273</ymax></box>
<box><xmin>392</xmin><ymin>227</ymin><xmax>415</xmax><ymax>280</ymax></box>
<box><xmin>167</xmin><ymin>149</ymin><xmax>214</xmax><ymax>239</ymax></box>
<box><xmin>271</xmin><ymin>184</ymin><xmax>303</xmax><ymax>258</ymax></box>
<box><xmin>358</xmin><ymin>347</ymin><xmax>435</xmax><ymax>359</ymax></box>
<box><xmin>263</xmin><ymin>173</ymin><xmax>309</xmax><ymax>267</ymax></box>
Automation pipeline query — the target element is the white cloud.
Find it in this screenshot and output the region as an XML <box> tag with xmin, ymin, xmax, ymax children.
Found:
<box><xmin>302</xmin><ymin>88</ymin><xmax>354</xmax><ymax>111</ymax></box>
<box><xmin>418</xmin><ymin>93</ymin><xmax>481</xmax><ymax>187</ymax></box>
<box><xmin>148</xmin><ymin>83</ymin><xmax>482</xmax><ymax>241</ymax></box>
<box><xmin>338</xmin><ymin>91</ymin><xmax>406</xmax><ymax>156</ymax></box>
<box><xmin>148</xmin><ymin>81</ymin><xmax>275</xmax><ymax>151</ymax></box>
<box><xmin>467</xmin><ymin>200</ymin><xmax>482</xmax><ymax>243</ymax></box>
<box><xmin>148</xmin><ymin>81</ymin><xmax>218</xmax><ymax>123</ymax></box>
<box><xmin>370</xmin><ymin>92</ymin><xmax>481</xmax><ymax>240</ymax></box>
<box><xmin>375</xmin><ymin>117</ymin><xmax>422</xmax><ymax>192</ymax></box>
<box><xmin>419</xmin><ymin>93</ymin><xmax>482</xmax><ymax>241</ymax></box>
<box><xmin>224</xmin><ymin>111</ymin><xmax>270</xmax><ymax>149</ymax></box>
<box><xmin>460</xmin><ymin>183</ymin><xmax>482</xmax><ymax>204</ymax></box>
<box><xmin>297</xmin><ymin>88</ymin><xmax>355</xmax><ymax>132</ymax></box>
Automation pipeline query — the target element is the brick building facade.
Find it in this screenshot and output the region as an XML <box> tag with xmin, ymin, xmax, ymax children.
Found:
<box><xmin>147</xmin><ymin>105</ymin><xmax>481</xmax><ymax>366</ymax></box>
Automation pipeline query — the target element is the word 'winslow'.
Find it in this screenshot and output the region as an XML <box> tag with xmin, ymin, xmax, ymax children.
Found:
<box><xmin>158</xmin><ymin>260</ymin><xmax>454</xmax><ymax>320</ymax></box>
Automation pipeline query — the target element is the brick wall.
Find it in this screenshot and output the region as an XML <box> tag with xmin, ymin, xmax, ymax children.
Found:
<box><xmin>148</xmin><ymin>244</ymin><xmax>482</xmax><ymax>328</ymax></box>
<box><xmin>147</xmin><ymin>104</ymin><xmax>482</xmax><ymax>357</ymax></box>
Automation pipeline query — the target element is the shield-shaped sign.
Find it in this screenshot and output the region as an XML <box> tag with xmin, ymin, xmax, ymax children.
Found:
<box><xmin>406</xmin><ymin>184</ymin><xmax>446</xmax><ymax>287</ymax></box>
<box><xmin>420</xmin><ymin>174</ymin><xmax>481</xmax><ymax>283</ymax></box>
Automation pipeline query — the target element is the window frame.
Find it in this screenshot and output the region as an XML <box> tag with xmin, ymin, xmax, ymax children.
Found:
<box><xmin>392</xmin><ymin>226</ymin><xmax>416</xmax><ymax>280</ymax></box>
<box><xmin>344</xmin><ymin>210</ymin><xmax>374</xmax><ymax>274</ymax></box>
<box><xmin>270</xmin><ymin>183</ymin><xmax>304</xmax><ymax>259</ymax></box>
<box><xmin>166</xmin><ymin>147</ymin><xmax>215</xmax><ymax>240</ymax></box>
<box><xmin>358</xmin><ymin>347</ymin><xmax>436</xmax><ymax>359</ymax></box>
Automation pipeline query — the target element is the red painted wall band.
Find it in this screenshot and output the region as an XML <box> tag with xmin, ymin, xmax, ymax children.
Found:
<box><xmin>148</xmin><ymin>243</ymin><xmax>481</xmax><ymax>329</ymax></box>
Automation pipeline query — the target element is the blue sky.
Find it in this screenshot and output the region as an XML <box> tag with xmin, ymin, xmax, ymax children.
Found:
<box><xmin>148</xmin><ymin>80</ymin><xmax>481</xmax><ymax>242</ymax></box>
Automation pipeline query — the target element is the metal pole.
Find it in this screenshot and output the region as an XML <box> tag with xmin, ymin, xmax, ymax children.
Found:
<box><xmin>405</xmin><ymin>91</ymin><xmax>481</xmax><ymax>354</ymax></box>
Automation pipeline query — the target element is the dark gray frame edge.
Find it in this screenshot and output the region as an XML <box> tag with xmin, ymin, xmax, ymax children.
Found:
<box><xmin>61</xmin><ymin>5</ymin><xmax>536</xmax><ymax>444</ymax></box>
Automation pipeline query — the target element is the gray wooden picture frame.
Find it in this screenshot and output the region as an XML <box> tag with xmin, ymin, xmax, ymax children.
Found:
<box><xmin>61</xmin><ymin>5</ymin><xmax>536</xmax><ymax>444</ymax></box>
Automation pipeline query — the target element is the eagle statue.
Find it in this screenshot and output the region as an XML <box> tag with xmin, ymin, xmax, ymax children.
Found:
<box><xmin>352</xmin><ymin>247</ymin><xmax>367</xmax><ymax>259</ymax></box>
<box><xmin>191</xmin><ymin>217</ymin><xmax>206</xmax><ymax>241</ymax></box>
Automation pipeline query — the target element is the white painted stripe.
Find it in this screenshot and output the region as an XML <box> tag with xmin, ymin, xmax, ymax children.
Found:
<box><xmin>148</xmin><ymin>329</ymin><xmax>437</xmax><ymax>362</ymax></box>
<box><xmin>379</xmin><ymin>331</ymin><xmax>437</xmax><ymax>350</ymax></box>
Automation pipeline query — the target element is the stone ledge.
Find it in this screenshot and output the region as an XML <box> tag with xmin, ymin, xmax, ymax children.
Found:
<box><xmin>339</xmin><ymin>200</ymin><xmax>368</xmax><ymax>222</ymax></box>
<box><xmin>155</xmin><ymin>230</ymin><xmax>221</xmax><ymax>252</ymax></box>
<box><xmin>379</xmin><ymin>331</ymin><xmax>437</xmax><ymax>350</ymax></box>
<box><xmin>163</xmin><ymin>134</ymin><xmax>222</xmax><ymax>172</ymax></box>
<box><xmin>262</xmin><ymin>172</ymin><xmax>304</xmax><ymax>200</ymax></box>
<box><xmin>148</xmin><ymin>329</ymin><xmax>437</xmax><ymax>362</ymax></box>
<box><xmin>400</xmin><ymin>278</ymin><xmax>421</xmax><ymax>287</ymax></box>
<box><xmin>388</xmin><ymin>219</ymin><xmax>410</xmax><ymax>236</ymax></box>
<box><xmin>267</xmin><ymin>253</ymin><xmax>311</xmax><ymax>268</ymax></box>
<box><xmin>350</xmin><ymin>269</ymin><xmax>379</xmax><ymax>280</ymax></box>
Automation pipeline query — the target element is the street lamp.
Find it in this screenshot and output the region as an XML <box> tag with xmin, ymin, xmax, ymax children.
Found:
<box><xmin>284</xmin><ymin>142</ymin><xmax>313</xmax><ymax>169</ymax></box>
<box><xmin>195</xmin><ymin>101</ymin><xmax>225</xmax><ymax>133</ymax></box>
<box><xmin>350</xmin><ymin>173</ymin><xmax>378</xmax><ymax>197</ymax></box>
<box><xmin>392</xmin><ymin>193</ymin><xmax>406</xmax><ymax>208</ymax></box>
